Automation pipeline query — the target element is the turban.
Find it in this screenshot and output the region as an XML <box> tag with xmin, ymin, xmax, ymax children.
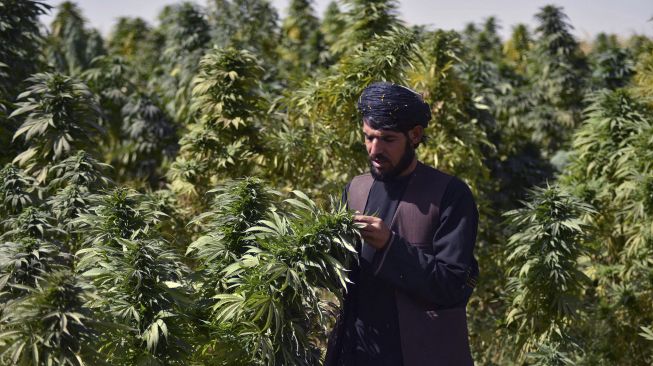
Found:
<box><xmin>357</xmin><ymin>82</ymin><xmax>431</xmax><ymax>132</ymax></box>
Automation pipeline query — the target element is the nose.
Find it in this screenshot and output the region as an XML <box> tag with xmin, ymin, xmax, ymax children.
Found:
<box><xmin>369</xmin><ymin>138</ymin><xmax>383</xmax><ymax>157</ymax></box>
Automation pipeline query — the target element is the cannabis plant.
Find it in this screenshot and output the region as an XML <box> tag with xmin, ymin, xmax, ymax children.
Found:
<box><xmin>591</xmin><ymin>47</ymin><xmax>635</xmax><ymax>90</ymax></box>
<box><xmin>76</xmin><ymin>238</ymin><xmax>192</xmax><ymax>364</ymax></box>
<box><xmin>158</xmin><ymin>2</ymin><xmax>211</xmax><ymax>125</ymax></box>
<box><xmin>0</xmin><ymin>271</ymin><xmax>104</xmax><ymax>365</ymax></box>
<box><xmin>48</xmin><ymin>151</ymin><xmax>112</xmax><ymax>193</ymax></box>
<box><xmin>561</xmin><ymin>89</ymin><xmax>653</xmax><ymax>365</ymax></box>
<box><xmin>82</xmin><ymin>55</ymin><xmax>135</xmax><ymax>157</ymax></box>
<box><xmin>411</xmin><ymin>30</ymin><xmax>493</xmax><ymax>197</ymax></box>
<box><xmin>524</xmin><ymin>5</ymin><xmax>588</xmax><ymax>156</ymax></box>
<box><xmin>632</xmin><ymin>45</ymin><xmax>653</xmax><ymax>101</ymax></box>
<box><xmin>0</xmin><ymin>0</ymin><xmax>51</xmax><ymax>164</ymax></box>
<box><xmin>45</xmin><ymin>151</ymin><xmax>112</xmax><ymax>249</ymax></box>
<box><xmin>107</xmin><ymin>17</ymin><xmax>161</xmax><ymax>79</ymax></box>
<box><xmin>1</xmin><ymin>206</ymin><xmax>62</xmax><ymax>243</ymax></box>
<box><xmin>504</xmin><ymin>184</ymin><xmax>594</xmax><ymax>362</ymax></box>
<box><xmin>330</xmin><ymin>0</ymin><xmax>404</xmax><ymax>57</ymax></box>
<box><xmin>118</xmin><ymin>93</ymin><xmax>177</xmax><ymax>187</ymax></box>
<box><xmin>188</xmin><ymin>178</ymin><xmax>276</xmax><ymax>265</ymax></box>
<box><xmin>278</xmin><ymin>0</ymin><xmax>325</xmax><ymax>79</ymax></box>
<box><xmin>206</xmin><ymin>0</ymin><xmax>281</xmax><ymax>70</ymax></box>
<box><xmin>47</xmin><ymin>2</ymin><xmax>105</xmax><ymax>75</ymax></box>
<box><xmin>186</xmin><ymin>178</ymin><xmax>277</xmax><ymax>357</ymax></box>
<box><xmin>503</xmin><ymin>24</ymin><xmax>532</xmax><ymax>71</ymax></box>
<box><xmin>10</xmin><ymin>73</ymin><xmax>103</xmax><ymax>183</ymax></box>
<box><xmin>198</xmin><ymin>189</ymin><xmax>358</xmax><ymax>365</ymax></box>
<box><xmin>73</xmin><ymin>188</ymin><xmax>164</xmax><ymax>249</ymax></box>
<box><xmin>74</xmin><ymin>188</ymin><xmax>191</xmax><ymax>364</ymax></box>
<box><xmin>462</xmin><ymin>17</ymin><xmax>504</xmax><ymax>63</ymax></box>
<box><xmin>0</xmin><ymin>164</ymin><xmax>35</xmax><ymax>218</ymax></box>
<box><xmin>0</xmin><ymin>0</ymin><xmax>50</xmax><ymax>104</ymax></box>
<box><xmin>169</xmin><ymin>47</ymin><xmax>267</xmax><ymax>199</ymax></box>
<box><xmin>562</xmin><ymin>90</ymin><xmax>651</xmax><ymax>258</ymax></box>
<box><xmin>318</xmin><ymin>1</ymin><xmax>345</xmax><ymax>65</ymax></box>
<box><xmin>0</xmin><ymin>238</ymin><xmax>66</xmax><ymax>300</ymax></box>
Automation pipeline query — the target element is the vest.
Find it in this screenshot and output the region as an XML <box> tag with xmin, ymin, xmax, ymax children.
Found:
<box><xmin>346</xmin><ymin>162</ymin><xmax>474</xmax><ymax>366</ymax></box>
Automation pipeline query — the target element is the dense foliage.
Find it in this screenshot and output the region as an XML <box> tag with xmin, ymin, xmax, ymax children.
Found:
<box><xmin>1</xmin><ymin>0</ymin><xmax>652</xmax><ymax>365</ymax></box>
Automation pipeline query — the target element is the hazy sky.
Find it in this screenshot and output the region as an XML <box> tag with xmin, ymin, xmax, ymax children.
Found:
<box><xmin>39</xmin><ymin>0</ymin><xmax>653</xmax><ymax>40</ymax></box>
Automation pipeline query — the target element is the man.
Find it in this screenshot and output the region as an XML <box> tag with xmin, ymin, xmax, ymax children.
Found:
<box><xmin>325</xmin><ymin>82</ymin><xmax>479</xmax><ymax>366</ymax></box>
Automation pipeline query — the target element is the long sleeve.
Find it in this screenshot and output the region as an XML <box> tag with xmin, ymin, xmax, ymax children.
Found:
<box><xmin>372</xmin><ymin>177</ymin><xmax>479</xmax><ymax>308</ymax></box>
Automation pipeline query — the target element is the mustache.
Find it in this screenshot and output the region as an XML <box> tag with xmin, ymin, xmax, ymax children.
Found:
<box><xmin>369</xmin><ymin>154</ymin><xmax>389</xmax><ymax>162</ymax></box>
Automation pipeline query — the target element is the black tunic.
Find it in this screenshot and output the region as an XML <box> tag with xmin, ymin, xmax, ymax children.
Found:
<box><xmin>334</xmin><ymin>173</ymin><xmax>478</xmax><ymax>366</ymax></box>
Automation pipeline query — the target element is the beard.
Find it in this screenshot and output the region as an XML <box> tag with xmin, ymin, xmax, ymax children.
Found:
<box><xmin>368</xmin><ymin>141</ymin><xmax>416</xmax><ymax>182</ymax></box>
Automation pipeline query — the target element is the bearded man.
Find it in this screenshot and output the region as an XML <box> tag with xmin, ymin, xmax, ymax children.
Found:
<box><xmin>325</xmin><ymin>82</ymin><xmax>479</xmax><ymax>366</ymax></box>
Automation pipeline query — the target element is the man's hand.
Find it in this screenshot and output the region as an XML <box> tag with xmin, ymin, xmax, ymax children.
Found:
<box><xmin>354</xmin><ymin>214</ymin><xmax>391</xmax><ymax>250</ymax></box>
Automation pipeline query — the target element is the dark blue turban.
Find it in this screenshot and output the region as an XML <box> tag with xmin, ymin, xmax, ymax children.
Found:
<box><xmin>357</xmin><ymin>82</ymin><xmax>431</xmax><ymax>132</ymax></box>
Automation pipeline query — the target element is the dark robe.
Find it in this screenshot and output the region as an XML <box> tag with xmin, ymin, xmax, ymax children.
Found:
<box><xmin>326</xmin><ymin>162</ymin><xmax>479</xmax><ymax>366</ymax></box>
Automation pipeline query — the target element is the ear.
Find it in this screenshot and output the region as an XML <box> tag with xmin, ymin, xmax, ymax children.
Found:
<box><xmin>408</xmin><ymin>125</ymin><xmax>423</xmax><ymax>146</ymax></box>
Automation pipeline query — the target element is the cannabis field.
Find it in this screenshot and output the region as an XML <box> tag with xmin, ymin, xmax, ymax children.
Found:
<box><xmin>0</xmin><ymin>0</ymin><xmax>652</xmax><ymax>364</ymax></box>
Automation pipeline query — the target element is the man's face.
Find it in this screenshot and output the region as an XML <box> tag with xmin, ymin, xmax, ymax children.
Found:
<box><xmin>363</xmin><ymin>122</ymin><xmax>415</xmax><ymax>181</ymax></box>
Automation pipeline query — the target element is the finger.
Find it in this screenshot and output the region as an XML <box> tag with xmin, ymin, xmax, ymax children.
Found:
<box><xmin>353</xmin><ymin>215</ymin><xmax>376</xmax><ymax>223</ymax></box>
<box><xmin>355</xmin><ymin>220</ymin><xmax>372</xmax><ymax>229</ymax></box>
<box><xmin>359</xmin><ymin>225</ymin><xmax>376</xmax><ymax>232</ymax></box>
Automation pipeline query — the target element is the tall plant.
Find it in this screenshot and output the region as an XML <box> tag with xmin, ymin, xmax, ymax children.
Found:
<box><xmin>191</xmin><ymin>181</ymin><xmax>357</xmax><ymax>365</ymax></box>
<box><xmin>107</xmin><ymin>17</ymin><xmax>161</xmax><ymax>79</ymax></box>
<box><xmin>10</xmin><ymin>73</ymin><xmax>103</xmax><ymax>183</ymax></box>
<box><xmin>0</xmin><ymin>271</ymin><xmax>103</xmax><ymax>365</ymax></box>
<box><xmin>158</xmin><ymin>2</ymin><xmax>211</xmax><ymax>125</ymax></box>
<box><xmin>186</xmin><ymin>178</ymin><xmax>276</xmax><ymax>357</ymax></box>
<box><xmin>46</xmin><ymin>151</ymin><xmax>112</xmax><ymax>250</ymax></box>
<box><xmin>168</xmin><ymin>47</ymin><xmax>267</xmax><ymax>200</ymax></box>
<box><xmin>503</xmin><ymin>24</ymin><xmax>532</xmax><ymax>72</ymax></box>
<box><xmin>463</xmin><ymin>17</ymin><xmax>504</xmax><ymax>63</ymax></box>
<box><xmin>278</xmin><ymin>0</ymin><xmax>325</xmax><ymax>80</ymax></box>
<box><xmin>560</xmin><ymin>89</ymin><xmax>653</xmax><ymax>365</ymax></box>
<box><xmin>525</xmin><ymin>5</ymin><xmax>588</xmax><ymax>156</ymax></box>
<box><xmin>207</xmin><ymin>0</ymin><xmax>280</xmax><ymax>73</ymax></box>
<box><xmin>0</xmin><ymin>0</ymin><xmax>50</xmax><ymax>98</ymax></box>
<box><xmin>74</xmin><ymin>188</ymin><xmax>192</xmax><ymax>364</ymax></box>
<box><xmin>0</xmin><ymin>0</ymin><xmax>51</xmax><ymax>165</ymax></box>
<box><xmin>118</xmin><ymin>94</ymin><xmax>178</xmax><ymax>187</ymax></box>
<box><xmin>47</xmin><ymin>1</ymin><xmax>105</xmax><ymax>75</ymax></box>
<box><xmin>82</xmin><ymin>55</ymin><xmax>135</xmax><ymax>158</ymax></box>
<box><xmin>319</xmin><ymin>1</ymin><xmax>346</xmax><ymax>64</ymax></box>
<box><xmin>504</xmin><ymin>185</ymin><xmax>594</xmax><ymax>363</ymax></box>
<box><xmin>330</xmin><ymin>0</ymin><xmax>403</xmax><ymax>57</ymax></box>
<box><xmin>0</xmin><ymin>164</ymin><xmax>35</xmax><ymax>218</ymax></box>
<box><xmin>589</xmin><ymin>41</ymin><xmax>635</xmax><ymax>90</ymax></box>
